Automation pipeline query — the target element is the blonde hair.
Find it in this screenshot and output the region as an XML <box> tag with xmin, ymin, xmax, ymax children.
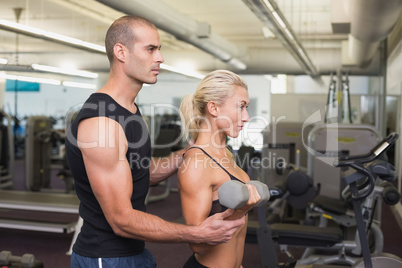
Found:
<box><xmin>180</xmin><ymin>70</ymin><xmax>248</xmax><ymax>142</ymax></box>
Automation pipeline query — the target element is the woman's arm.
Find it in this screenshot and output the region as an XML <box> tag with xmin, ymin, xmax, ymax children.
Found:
<box><xmin>178</xmin><ymin>150</ymin><xmax>217</xmax><ymax>254</ymax></box>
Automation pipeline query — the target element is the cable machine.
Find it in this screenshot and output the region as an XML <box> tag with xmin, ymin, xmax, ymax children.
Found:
<box><xmin>325</xmin><ymin>70</ymin><xmax>353</xmax><ymax>124</ymax></box>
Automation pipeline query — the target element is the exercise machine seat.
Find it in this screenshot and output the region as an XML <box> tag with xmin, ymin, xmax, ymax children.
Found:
<box><xmin>271</xmin><ymin>223</ymin><xmax>343</xmax><ymax>247</ymax></box>
<box><xmin>313</xmin><ymin>195</ymin><xmax>348</xmax><ymax>215</ymax></box>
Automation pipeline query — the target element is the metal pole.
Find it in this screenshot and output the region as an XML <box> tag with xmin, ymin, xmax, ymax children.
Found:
<box><xmin>377</xmin><ymin>40</ymin><xmax>387</xmax><ymax>138</ymax></box>
<box><xmin>13</xmin><ymin>8</ymin><xmax>23</xmax><ymax>154</ymax></box>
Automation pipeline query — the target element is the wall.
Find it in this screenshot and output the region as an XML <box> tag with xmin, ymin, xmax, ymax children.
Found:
<box><xmin>387</xmin><ymin>38</ymin><xmax>402</xmax><ymax>227</ymax></box>
<box><xmin>271</xmin><ymin>75</ymin><xmax>381</xmax><ymax>124</ymax></box>
<box><xmin>1</xmin><ymin>73</ymin><xmax>271</xmax><ymax>146</ymax></box>
<box><xmin>2</xmin><ymin>81</ymin><xmax>94</xmax><ymax>130</ymax></box>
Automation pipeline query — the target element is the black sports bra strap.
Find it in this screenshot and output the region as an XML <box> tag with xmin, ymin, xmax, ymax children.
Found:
<box><xmin>185</xmin><ymin>147</ymin><xmax>233</xmax><ymax>177</ymax></box>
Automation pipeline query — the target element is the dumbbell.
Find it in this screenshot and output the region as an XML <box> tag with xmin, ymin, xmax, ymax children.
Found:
<box><xmin>0</xmin><ymin>251</ymin><xmax>36</xmax><ymax>268</ymax></box>
<box><xmin>248</xmin><ymin>181</ymin><xmax>271</xmax><ymax>207</ymax></box>
<box><xmin>218</xmin><ymin>180</ymin><xmax>270</xmax><ymax>209</ymax></box>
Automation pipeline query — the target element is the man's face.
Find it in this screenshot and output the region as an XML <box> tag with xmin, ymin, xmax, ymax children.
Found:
<box><xmin>126</xmin><ymin>26</ymin><xmax>164</xmax><ymax>85</ymax></box>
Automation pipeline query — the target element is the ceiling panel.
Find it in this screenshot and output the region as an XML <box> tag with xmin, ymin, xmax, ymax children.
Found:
<box><xmin>0</xmin><ymin>0</ymin><xmax>400</xmax><ymax>79</ymax></box>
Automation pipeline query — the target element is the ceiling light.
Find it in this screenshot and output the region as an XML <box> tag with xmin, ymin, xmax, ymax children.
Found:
<box><xmin>262</xmin><ymin>0</ymin><xmax>275</xmax><ymax>12</ymax></box>
<box><xmin>96</xmin><ymin>0</ymin><xmax>247</xmax><ymax>70</ymax></box>
<box><xmin>0</xmin><ymin>19</ymin><xmax>209</xmax><ymax>78</ymax></box>
<box><xmin>242</xmin><ymin>0</ymin><xmax>319</xmax><ymax>77</ymax></box>
<box><xmin>0</xmin><ymin>72</ymin><xmax>96</xmax><ymax>89</ymax></box>
<box><xmin>227</xmin><ymin>58</ymin><xmax>247</xmax><ymax>70</ymax></box>
<box><xmin>160</xmin><ymin>63</ymin><xmax>205</xmax><ymax>79</ymax></box>
<box><xmin>62</xmin><ymin>81</ymin><xmax>96</xmax><ymax>89</ymax></box>
<box><xmin>262</xmin><ymin>27</ymin><xmax>275</xmax><ymax>39</ymax></box>
<box><xmin>31</xmin><ymin>64</ymin><xmax>98</xmax><ymax>78</ymax></box>
<box><xmin>272</xmin><ymin>12</ymin><xmax>286</xmax><ymax>28</ymax></box>
<box><xmin>0</xmin><ymin>19</ymin><xmax>106</xmax><ymax>54</ymax></box>
<box><xmin>284</xmin><ymin>28</ymin><xmax>295</xmax><ymax>41</ymax></box>
<box><xmin>0</xmin><ymin>73</ymin><xmax>61</xmax><ymax>85</ymax></box>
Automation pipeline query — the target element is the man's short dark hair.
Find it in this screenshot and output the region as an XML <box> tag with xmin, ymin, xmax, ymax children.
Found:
<box><xmin>105</xmin><ymin>16</ymin><xmax>157</xmax><ymax>63</ymax></box>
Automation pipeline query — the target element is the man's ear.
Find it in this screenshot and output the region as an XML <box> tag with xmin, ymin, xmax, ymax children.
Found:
<box><xmin>207</xmin><ymin>101</ymin><xmax>218</xmax><ymax>117</ymax></box>
<box><xmin>114</xmin><ymin>43</ymin><xmax>126</xmax><ymax>62</ymax></box>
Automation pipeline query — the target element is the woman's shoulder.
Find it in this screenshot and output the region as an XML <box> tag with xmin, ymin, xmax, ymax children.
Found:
<box><xmin>179</xmin><ymin>147</ymin><xmax>219</xmax><ymax>177</ymax></box>
<box><xmin>182</xmin><ymin>146</ymin><xmax>211</xmax><ymax>159</ymax></box>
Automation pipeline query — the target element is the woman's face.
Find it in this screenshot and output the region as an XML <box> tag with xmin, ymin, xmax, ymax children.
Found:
<box><xmin>215</xmin><ymin>86</ymin><xmax>249</xmax><ymax>139</ymax></box>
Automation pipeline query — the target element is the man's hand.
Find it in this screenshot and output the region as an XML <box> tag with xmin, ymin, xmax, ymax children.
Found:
<box><xmin>196</xmin><ymin>209</ymin><xmax>245</xmax><ymax>245</ymax></box>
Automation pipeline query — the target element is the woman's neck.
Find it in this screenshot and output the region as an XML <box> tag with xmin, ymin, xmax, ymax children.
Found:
<box><xmin>196</xmin><ymin>133</ymin><xmax>227</xmax><ymax>156</ymax></box>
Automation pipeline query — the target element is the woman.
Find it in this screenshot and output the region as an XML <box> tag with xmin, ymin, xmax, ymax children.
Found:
<box><xmin>178</xmin><ymin>70</ymin><xmax>260</xmax><ymax>268</ymax></box>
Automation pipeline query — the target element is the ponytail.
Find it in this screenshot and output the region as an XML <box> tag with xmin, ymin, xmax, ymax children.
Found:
<box><xmin>180</xmin><ymin>94</ymin><xmax>199</xmax><ymax>141</ymax></box>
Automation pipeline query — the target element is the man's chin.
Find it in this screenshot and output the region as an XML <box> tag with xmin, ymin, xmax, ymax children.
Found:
<box><xmin>145</xmin><ymin>78</ymin><xmax>158</xmax><ymax>85</ymax></box>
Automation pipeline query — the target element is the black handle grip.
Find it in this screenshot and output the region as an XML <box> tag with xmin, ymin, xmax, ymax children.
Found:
<box><xmin>334</xmin><ymin>132</ymin><xmax>399</xmax><ymax>167</ymax></box>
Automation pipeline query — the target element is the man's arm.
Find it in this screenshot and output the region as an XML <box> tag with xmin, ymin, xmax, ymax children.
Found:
<box><xmin>149</xmin><ymin>147</ymin><xmax>186</xmax><ymax>185</ymax></box>
<box><xmin>77</xmin><ymin>117</ymin><xmax>244</xmax><ymax>244</ymax></box>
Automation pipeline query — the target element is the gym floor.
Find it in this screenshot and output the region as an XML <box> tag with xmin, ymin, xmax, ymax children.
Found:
<box><xmin>0</xmin><ymin>159</ymin><xmax>401</xmax><ymax>267</ymax></box>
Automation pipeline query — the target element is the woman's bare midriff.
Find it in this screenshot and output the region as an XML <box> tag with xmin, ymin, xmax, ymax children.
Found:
<box><xmin>195</xmin><ymin>215</ymin><xmax>248</xmax><ymax>268</ymax></box>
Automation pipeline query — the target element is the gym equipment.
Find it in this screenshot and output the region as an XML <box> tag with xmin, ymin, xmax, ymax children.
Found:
<box><xmin>307</xmin><ymin>123</ymin><xmax>381</xmax><ymax>199</ymax></box>
<box><xmin>218</xmin><ymin>180</ymin><xmax>249</xmax><ymax>209</ymax></box>
<box><xmin>308</xmin><ymin>72</ymin><xmax>381</xmax><ymax>198</ymax></box>
<box><xmin>249</xmin><ymin>180</ymin><xmax>270</xmax><ymax>207</ymax></box>
<box><xmin>151</xmin><ymin>114</ymin><xmax>182</xmax><ymax>157</ymax></box>
<box><xmin>261</xmin><ymin>166</ymin><xmax>317</xmax><ymax>227</ymax></box>
<box><xmin>145</xmin><ymin>113</ymin><xmax>183</xmax><ymax>205</ymax></box>
<box><xmin>296</xmin><ymin>160</ymin><xmax>397</xmax><ymax>265</ymax></box>
<box><xmin>218</xmin><ymin>180</ymin><xmax>270</xmax><ymax>209</ymax></box>
<box><xmin>324</xmin><ymin>71</ymin><xmax>353</xmax><ymax>124</ymax></box>
<box><xmin>256</xmin><ymin>132</ymin><xmax>401</xmax><ymax>267</ymax></box>
<box><xmin>25</xmin><ymin>116</ymin><xmax>71</xmax><ymax>192</ymax></box>
<box><xmin>0</xmin><ymin>251</ymin><xmax>43</xmax><ymax>268</ymax></box>
<box><xmin>0</xmin><ymin>110</ymin><xmax>14</xmax><ymax>189</ymax></box>
<box><xmin>261</xmin><ymin>121</ymin><xmax>314</xmax><ymax>188</ymax></box>
<box><xmin>306</xmin><ymin>161</ymin><xmax>400</xmax><ymax>230</ymax></box>
<box><xmin>285</xmin><ymin>170</ymin><xmax>317</xmax><ymax>210</ymax></box>
<box><xmin>235</xmin><ymin>145</ymin><xmax>255</xmax><ymax>172</ymax></box>
<box><xmin>0</xmin><ymin>190</ymin><xmax>81</xmax><ymax>255</ymax></box>
<box><xmin>332</xmin><ymin>132</ymin><xmax>401</xmax><ymax>268</ymax></box>
<box><xmin>25</xmin><ymin>116</ymin><xmax>53</xmax><ymax>191</ymax></box>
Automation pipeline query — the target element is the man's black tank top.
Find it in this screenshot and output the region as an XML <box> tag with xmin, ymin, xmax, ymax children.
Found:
<box><xmin>184</xmin><ymin>147</ymin><xmax>244</xmax><ymax>216</ymax></box>
<box><xmin>65</xmin><ymin>93</ymin><xmax>151</xmax><ymax>258</ymax></box>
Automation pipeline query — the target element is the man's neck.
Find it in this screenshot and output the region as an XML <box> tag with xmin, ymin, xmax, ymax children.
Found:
<box><xmin>97</xmin><ymin>79</ymin><xmax>142</xmax><ymax>114</ymax></box>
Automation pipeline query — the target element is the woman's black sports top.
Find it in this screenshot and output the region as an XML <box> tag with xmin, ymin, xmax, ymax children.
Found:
<box><xmin>184</xmin><ymin>147</ymin><xmax>244</xmax><ymax>216</ymax></box>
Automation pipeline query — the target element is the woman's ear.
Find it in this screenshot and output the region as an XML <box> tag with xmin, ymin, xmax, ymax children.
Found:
<box><xmin>207</xmin><ymin>101</ymin><xmax>218</xmax><ymax>117</ymax></box>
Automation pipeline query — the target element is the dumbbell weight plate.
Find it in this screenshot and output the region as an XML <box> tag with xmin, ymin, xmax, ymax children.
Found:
<box><xmin>218</xmin><ymin>180</ymin><xmax>249</xmax><ymax>209</ymax></box>
<box><xmin>248</xmin><ymin>181</ymin><xmax>270</xmax><ymax>207</ymax></box>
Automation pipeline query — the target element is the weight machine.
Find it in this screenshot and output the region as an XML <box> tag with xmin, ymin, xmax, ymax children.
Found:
<box><xmin>257</xmin><ymin>133</ymin><xmax>402</xmax><ymax>267</ymax></box>
<box><xmin>25</xmin><ymin>115</ymin><xmax>73</xmax><ymax>193</ymax></box>
<box><xmin>325</xmin><ymin>71</ymin><xmax>353</xmax><ymax>124</ymax></box>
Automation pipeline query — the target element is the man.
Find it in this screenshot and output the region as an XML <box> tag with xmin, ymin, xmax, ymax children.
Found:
<box><xmin>65</xmin><ymin>15</ymin><xmax>245</xmax><ymax>267</ymax></box>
